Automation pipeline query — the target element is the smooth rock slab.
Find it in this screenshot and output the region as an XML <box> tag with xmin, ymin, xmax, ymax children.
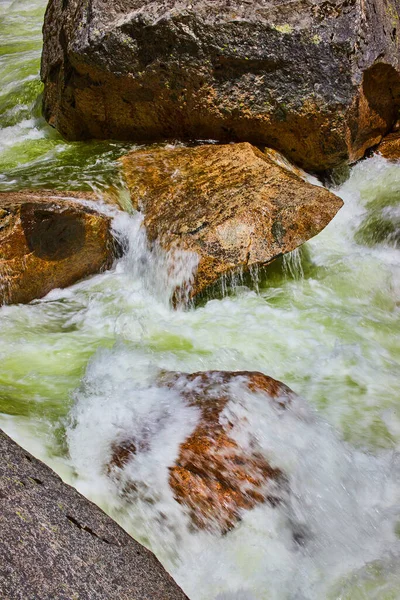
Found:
<box><xmin>120</xmin><ymin>142</ymin><xmax>343</xmax><ymax>301</ymax></box>
<box><xmin>0</xmin><ymin>190</ymin><xmax>117</xmax><ymax>305</ymax></box>
<box><xmin>0</xmin><ymin>429</ymin><xmax>188</xmax><ymax>600</ymax></box>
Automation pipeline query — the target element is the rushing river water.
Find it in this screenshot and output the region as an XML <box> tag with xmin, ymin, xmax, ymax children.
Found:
<box><xmin>1</xmin><ymin>2</ymin><xmax>400</xmax><ymax>599</ymax></box>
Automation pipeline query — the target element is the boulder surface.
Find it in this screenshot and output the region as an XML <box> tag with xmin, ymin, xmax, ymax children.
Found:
<box><xmin>41</xmin><ymin>0</ymin><xmax>400</xmax><ymax>171</ymax></box>
<box><xmin>108</xmin><ymin>370</ymin><xmax>296</xmax><ymax>533</ymax></box>
<box><xmin>0</xmin><ymin>429</ymin><xmax>189</xmax><ymax>600</ymax></box>
<box><xmin>0</xmin><ymin>190</ymin><xmax>116</xmax><ymax>305</ymax></box>
<box><xmin>376</xmin><ymin>130</ymin><xmax>400</xmax><ymax>160</ymax></box>
<box><xmin>120</xmin><ymin>143</ymin><xmax>343</xmax><ymax>300</ymax></box>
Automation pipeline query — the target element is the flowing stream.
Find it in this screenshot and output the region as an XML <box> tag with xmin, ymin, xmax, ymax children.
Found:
<box><xmin>1</xmin><ymin>2</ymin><xmax>400</xmax><ymax>599</ymax></box>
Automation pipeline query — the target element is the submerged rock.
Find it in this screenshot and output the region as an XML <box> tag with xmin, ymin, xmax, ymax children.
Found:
<box><xmin>0</xmin><ymin>190</ymin><xmax>116</xmax><ymax>305</ymax></box>
<box><xmin>376</xmin><ymin>130</ymin><xmax>400</xmax><ymax>160</ymax></box>
<box><xmin>0</xmin><ymin>430</ymin><xmax>189</xmax><ymax>600</ymax></box>
<box><xmin>41</xmin><ymin>0</ymin><xmax>400</xmax><ymax>172</ymax></box>
<box><xmin>108</xmin><ymin>370</ymin><xmax>297</xmax><ymax>533</ymax></box>
<box><xmin>120</xmin><ymin>143</ymin><xmax>343</xmax><ymax>301</ymax></box>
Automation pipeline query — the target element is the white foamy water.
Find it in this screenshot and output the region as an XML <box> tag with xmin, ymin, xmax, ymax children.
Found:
<box><xmin>3</xmin><ymin>155</ymin><xmax>399</xmax><ymax>599</ymax></box>
<box><xmin>1</xmin><ymin>153</ymin><xmax>400</xmax><ymax>598</ymax></box>
<box><xmin>1</xmin><ymin>0</ymin><xmax>400</xmax><ymax>598</ymax></box>
<box><xmin>65</xmin><ymin>357</ymin><xmax>400</xmax><ymax>600</ymax></box>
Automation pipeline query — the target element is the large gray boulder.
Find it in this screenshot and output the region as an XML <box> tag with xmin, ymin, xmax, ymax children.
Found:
<box><xmin>41</xmin><ymin>0</ymin><xmax>400</xmax><ymax>172</ymax></box>
<box><xmin>0</xmin><ymin>430</ymin><xmax>188</xmax><ymax>600</ymax></box>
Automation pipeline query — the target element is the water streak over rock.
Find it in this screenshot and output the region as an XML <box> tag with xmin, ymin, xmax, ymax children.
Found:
<box><xmin>108</xmin><ymin>370</ymin><xmax>296</xmax><ymax>533</ymax></box>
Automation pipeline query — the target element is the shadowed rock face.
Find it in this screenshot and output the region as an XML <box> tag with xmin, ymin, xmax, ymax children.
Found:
<box><xmin>108</xmin><ymin>370</ymin><xmax>297</xmax><ymax>533</ymax></box>
<box><xmin>41</xmin><ymin>0</ymin><xmax>400</xmax><ymax>172</ymax></box>
<box><xmin>0</xmin><ymin>190</ymin><xmax>116</xmax><ymax>305</ymax></box>
<box><xmin>0</xmin><ymin>430</ymin><xmax>189</xmax><ymax>600</ymax></box>
<box><xmin>120</xmin><ymin>142</ymin><xmax>343</xmax><ymax>300</ymax></box>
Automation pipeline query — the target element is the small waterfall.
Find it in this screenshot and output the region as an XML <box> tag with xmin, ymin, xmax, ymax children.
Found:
<box><xmin>283</xmin><ymin>248</ymin><xmax>305</xmax><ymax>279</ymax></box>
<box><xmin>111</xmin><ymin>210</ymin><xmax>199</xmax><ymax>307</ymax></box>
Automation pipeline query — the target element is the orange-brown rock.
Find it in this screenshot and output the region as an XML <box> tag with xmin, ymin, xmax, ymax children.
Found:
<box><xmin>0</xmin><ymin>190</ymin><xmax>117</xmax><ymax>305</ymax></box>
<box><xmin>376</xmin><ymin>131</ymin><xmax>400</xmax><ymax>161</ymax></box>
<box><xmin>108</xmin><ymin>370</ymin><xmax>297</xmax><ymax>533</ymax></box>
<box><xmin>120</xmin><ymin>142</ymin><xmax>343</xmax><ymax>301</ymax></box>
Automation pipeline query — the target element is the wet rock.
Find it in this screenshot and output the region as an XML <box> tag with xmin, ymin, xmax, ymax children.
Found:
<box><xmin>108</xmin><ymin>370</ymin><xmax>296</xmax><ymax>533</ymax></box>
<box><xmin>376</xmin><ymin>130</ymin><xmax>400</xmax><ymax>160</ymax></box>
<box><xmin>120</xmin><ymin>143</ymin><xmax>343</xmax><ymax>301</ymax></box>
<box><xmin>0</xmin><ymin>429</ymin><xmax>189</xmax><ymax>600</ymax></box>
<box><xmin>41</xmin><ymin>0</ymin><xmax>400</xmax><ymax>172</ymax></box>
<box><xmin>0</xmin><ymin>190</ymin><xmax>117</xmax><ymax>305</ymax></box>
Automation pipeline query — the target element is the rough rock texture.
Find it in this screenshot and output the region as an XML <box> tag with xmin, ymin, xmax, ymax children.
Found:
<box><xmin>0</xmin><ymin>430</ymin><xmax>189</xmax><ymax>600</ymax></box>
<box><xmin>120</xmin><ymin>142</ymin><xmax>343</xmax><ymax>300</ymax></box>
<box><xmin>0</xmin><ymin>190</ymin><xmax>116</xmax><ymax>305</ymax></box>
<box><xmin>108</xmin><ymin>370</ymin><xmax>296</xmax><ymax>533</ymax></box>
<box><xmin>41</xmin><ymin>0</ymin><xmax>400</xmax><ymax>172</ymax></box>
<box><xmin>376</xmin><ymin>130</ymin><xmax>400</xmax><ymax>160</ymax></box>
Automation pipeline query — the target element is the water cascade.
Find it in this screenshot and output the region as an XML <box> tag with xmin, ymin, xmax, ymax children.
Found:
<box><xmin>1</xmin><ymin>2</ymin><xmax>400</xmax><ymax>599</ymax></box>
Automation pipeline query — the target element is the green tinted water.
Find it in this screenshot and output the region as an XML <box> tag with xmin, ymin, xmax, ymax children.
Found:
<box><xmin>1</xmin><ymin>2</ymin><xmax>400</xmax><ymax>599</ymax></box>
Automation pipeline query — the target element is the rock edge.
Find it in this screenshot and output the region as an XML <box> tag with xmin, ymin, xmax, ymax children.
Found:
<box><xmin>0</xmin><ymin>429</ymin><xmax>188</xmax><ymax>600</ymax></box>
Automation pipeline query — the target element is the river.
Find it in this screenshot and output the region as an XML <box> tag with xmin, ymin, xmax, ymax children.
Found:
<box><xmin>1</xmin><ymin>1</ymin><xmax>400</xmax><ymax>598</ymax></box>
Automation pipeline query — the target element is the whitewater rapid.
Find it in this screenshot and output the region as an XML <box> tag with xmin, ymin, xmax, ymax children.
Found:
<box><xmin>1</xmin><ymin>1</ymin><xmax>400</xmax><ymax>598</ymax></box>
